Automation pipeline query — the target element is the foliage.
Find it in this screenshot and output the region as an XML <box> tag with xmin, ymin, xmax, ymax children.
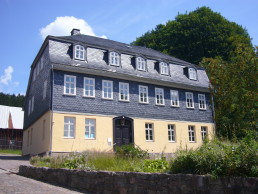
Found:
<box><xmin>30</xmin><ymin>151</ymin><xmax>168</xmax><ymax>173</ymax></box>
<box><xmin>170</xmin><ymin>135</ymin><xmax>258</xmax><ymax>177</ymax></box>
<box><xmin>115</xmin><ymin>144</ymin><xmax>149</xmax><ymax>159</ymax></box>
<box><xmin>0</xmin><ymin>149</ymin><xmax>22</xmax><ymax>155</ymax></box>
<box><xmin>132</xmin><ymin>6</ymin><xmax>252</xmax><ymax>64</ymax></box>
<box><xmin>143</xmin><ymin>159</ymin><xmax>168</xmax><ymax>173</ymax></box>
<box><xmin>0</xmin><ymin>92</ymin><xmax>25</xmax><ymax>107</ymax></box>
<box><xmin>200</xmin><ymin>41</ymin><xmax>258</xmax><ymax>139</ymax></box>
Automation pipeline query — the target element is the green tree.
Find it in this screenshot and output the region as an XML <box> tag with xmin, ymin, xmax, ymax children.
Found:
<box><xmin>200</xmin><ymin>39</ymin><xmax>257</xmax><ymax>139</ymax></box>
<box><xmin>132</xmin><ymin>7</ymin><xmax>252</xmax><ymax>64</ymax></box>
<box><xmin>0</xmin><ymin>92</ymin><xmax>25</xmax><ymax>107</ymax></box>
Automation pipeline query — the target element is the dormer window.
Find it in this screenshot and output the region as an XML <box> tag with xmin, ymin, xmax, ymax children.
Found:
<box><xmin>160</xmin><ymin>62</ymin><xmax>169</xmax><ymax>75</ymax></box>
<box><xmin>136</xmin><ymin>57</ymin><xmax>146</xmax><ymax>71</ymax></box>
<box><xmin>189</xmin><ymin>68</ymin><xmax>197</xmax><ymax>80</ymax></box>
<box><xmin>74</xmin><ymin>45</ymin><xmax>85</xmax><ymax>60</ymax></box>
<box><xmin>110</xmin><ymin>51</ymin><xmax>120</xmax><ymax>66</ymax></box>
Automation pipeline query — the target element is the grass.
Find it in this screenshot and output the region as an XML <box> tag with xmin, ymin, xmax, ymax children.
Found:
<box><xmin>0</xmin><ymin>149</ymin><xmax>22</xmax><ymax>155</ymax></box>
<box><xmin>30</xmin><ymin>153</ymin><xmax>169</xmax><ymax>173</ymax></box>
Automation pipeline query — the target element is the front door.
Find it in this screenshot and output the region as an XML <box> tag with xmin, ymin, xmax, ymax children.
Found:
<box><xmin>113</xmin><ymin>116</ymin><xmax>134</xmax><ymax>147</ymax></box>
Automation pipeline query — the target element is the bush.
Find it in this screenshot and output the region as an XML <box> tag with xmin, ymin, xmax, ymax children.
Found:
<box><xmin>115</xmin><ymin>144</ymin><xmax>149</xmax><ymax>159</ymax></box>
<box><xmin>170</xmin><ymin>137</ymin><xmax>258</xmax><ymax>177</ymax></box>
<box><xmin>143</xmin><ymin>159</ymin><xmax>168</xmax><ymax>173</ymax></box>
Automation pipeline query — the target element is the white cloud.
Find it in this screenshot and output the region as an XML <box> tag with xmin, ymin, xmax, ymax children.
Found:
<box><xmin>0</xmin><ymin>66</ymin><xmax>13</xmax><ymax>85</ymax></box>
<box><xmin>40</xmin><ymin>16</ymin><xmax>107</xmax><ymax>39</ymax></box>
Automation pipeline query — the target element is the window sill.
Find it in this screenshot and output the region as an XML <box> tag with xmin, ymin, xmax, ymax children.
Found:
<box><xmin>168</xmin><ymin>141</ymin><xmax>176</xmax><ymax>143</ymax></box>
<box><xmin>101</xmin><ymin>98</ymin><xmax>113</xmax><ymax>101</ymax></box>
<box><xmin>139</xmin><ymin>102</ymin><xmax>149</xmax><ymax>104</ymax></box>
<box><xmin>85</xmin><ymin>138</ymin><xmax>96</xmax><ymax>140</ymax></box>
<box><xmin>137</xmin><ymin>69</ymin><xmax>146</xmax><ymax>72</ymax></box>
<box><xmin>199</xmin><ymin>108</ymin><xmax>207</xmax><ymax>111</ymax></box>
<box><xmin>189</xmin><ymin>141</ymin><xmax>196</xmax><ymax>143</ymax></box>
<box><xmin>63</xmin><ymin>137</ymin><xmax>75</xmax><ymax>139</ymax></box>
<box><xmin>74</xmin><ymin>58</ymin><xmax>85</xmax><ymax>61</ymax></box>
<box><xmin>83</xmin><ymin>96</ymin><xmax>95</xmax><ymax>99</ymax></box>
<box><xmin>186</xmin><ymin>107</ymin><xmax>195</xmax><ymax>109</ymax></box>
<box><xmin>171</xmin><ymin>105</ymin><xmax>180</xmax><ymax>108</ymax></box>
<box><xmin>119</xmin><ymin>100</ymin><xmax>130</xmax><ymax>103</ymax></box>
<box><xmin>146</xmin><ymin>140</ymin><xmax>154</xmax><ymax>142</ymax></box>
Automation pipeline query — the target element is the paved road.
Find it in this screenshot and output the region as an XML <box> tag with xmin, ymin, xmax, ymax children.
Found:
<box><xmin>0</xmin><ymin>154</ymin><xmax>85</xmax><ymax>194</ymax></box>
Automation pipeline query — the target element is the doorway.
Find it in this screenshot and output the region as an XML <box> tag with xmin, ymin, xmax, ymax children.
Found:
<box><xmin>113</xmin><ymin>116</ymin><xmax>134</xmax><ymax>147</ymax></box>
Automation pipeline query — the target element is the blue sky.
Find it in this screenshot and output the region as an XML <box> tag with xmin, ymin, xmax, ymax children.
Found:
<box><xmin>0</xmin><ymin>0</ymin><xmax>257</xmax><ymax>95</ymax></box>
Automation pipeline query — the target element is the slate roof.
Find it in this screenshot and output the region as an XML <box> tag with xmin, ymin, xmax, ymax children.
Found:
<box><xmin>48</xmin><ymin>33</ymin><xmax>210</xmax><ymax>92</ymax></box>
<box><xmin>59</xmin><ymin>34</ymin><xmax>196</xmax><ymax>67</ymax></box>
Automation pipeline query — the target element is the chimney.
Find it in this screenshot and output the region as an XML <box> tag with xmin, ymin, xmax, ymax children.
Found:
<box><xmin>71</xmin><ymin>29</ymin><xmax>80</xmax><ymax>36</ymax></box>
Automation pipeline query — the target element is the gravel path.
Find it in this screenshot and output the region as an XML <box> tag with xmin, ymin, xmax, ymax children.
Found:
<box><xmin>0</xmin><ymin>154</ymin><xmax>86</xmax><ymax>194</ymax></box>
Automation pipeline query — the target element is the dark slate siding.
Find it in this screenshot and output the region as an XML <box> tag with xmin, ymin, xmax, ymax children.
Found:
<box><xmin>53</xmin><ymin>70</ymin><xmax>213</xmax><ymax>123</ymax></box>
<box><xmin>24</xmin><ymin>45</ymin><xmax>52</xmax><ymax>129</ymax></box>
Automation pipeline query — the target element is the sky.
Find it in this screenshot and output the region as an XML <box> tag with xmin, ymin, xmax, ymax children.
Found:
<box><xmin>0</xmin><ymin>0</ymin><xmax>257</xmax><ymax>95</ymax></box>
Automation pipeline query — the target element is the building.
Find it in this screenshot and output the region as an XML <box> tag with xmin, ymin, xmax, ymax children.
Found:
<box><xmin>0</xmin><ymin>105</ymin><xmax>24</xmax><ymax>149</ymax></box>
<box><xmin>22</xmin><ymin>29</ymin><xmax>214</xmax><ymax>156</ymax></box>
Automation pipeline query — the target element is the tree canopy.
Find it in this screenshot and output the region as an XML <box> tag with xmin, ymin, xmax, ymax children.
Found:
<box><xmin>132</xmin><ymin>6</ymin><xmax>257</xmax><ymax>139</ymax></box>
<box><xmin>132</xmin><ymin>7</ymin><xmax>252</xmax><ymax>64</ymax></box>
<box><xmin>0</xmin><ymin>92</ymin><xmax>25</xmax><ymax>107</ymax></box>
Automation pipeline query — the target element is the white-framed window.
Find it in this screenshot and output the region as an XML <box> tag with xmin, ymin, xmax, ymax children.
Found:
<box><xmin>119</xmin><ymin>82</ymin><xmax>129</xmax><ymax>101</ymax></box>
<box><xmin>168</xmin><ymin>124</ymin><xmax>176</xmax><ymax>142</ymax></box>
<box><xmin>110</xmin><ymin>51</ymin><xmax>120</xmax><ymax>66</ymax></box>
<box><xmin>171</xmin><ymin>90</ymin><xmax>179</xmax><ymax>107</ymax></box>
<box><xmin>40</xmin><ymin>57</ymin><xmax>44</xmax><ymax>70</ymax></box>
<box><xmin>201</xmin><ymin>126</ymin><xmax>208</xmax><ymax>141</ymax></box>
<box><xmin>33</xmin><ymin>68</ymin><xmax>36</xmax><ymax>81</ymax></box>
<box><xmin>74</xmin><ymin>45</ymin><xmax>85</xmax><ymax>60</ymax></box>
<box><xmin>102</xmin><ymin>80</ymin><xmax>113</xmax><ymax>99</ymax></box>
<box><xmin>85</xmin><ymin>119</ymin><xmax>96</xmax><ymax>139</ymax></box>
<box><xmin>186</xmin><ymin>92</ymin><xmax>194</xmax><ymax>108</ymax></box>
<box><xmin>198</xmin><ymin>94</ymin><xmax>206</xmax><ymax>110</ymax></box>
<box><xmin>160</xmin><ymin>62</ymin><xmax>169</xmax><ymax>75</ymax></box>
<box><xmin>64</xmin><ymin>75</ymin><xmax>76</xmax><ymax>95</ymax></box>
<box><xmin>188</xmin><ymin>126</ymin><xmax>195</xmax><ymax>142</ymax></box>
<box><xmin>64</xmin><ymin>117</ymin><xmax>75</xmax><ymax>138</ymax></box>
<box><xmin>155</xmin><ymin>88</ymin><xmax>164</xmax><ymax>105</ymax></box>
<box><xmin>84</xmin><ymin>77</ymin><xmax>95</xmax><ymax>97</ymax></box>
<box><xmin>36</xmin><ymin>63</ymin><xmax>40</xmax><ymax>76</ymax></box>
<box><xmin>145</xmin><ymin>123</ymin><xmax>153</xmax><ymax>141</ymax></box>
<box><xmin>139</xmin><ymin>85</ymin><xmax>148</xmax><ymax>103</ymax></box>
<box><xmin>31</xmin><ymin>96</ymin><xmax>34</xmax><ymax>113</ymax></box>
<box><xmin>43</xmin><ymin>80</ymin><xmax>47</xmax><ymax>100</ymax></box>
<box><xmin>28</xmin><ymin>100</ymin><xmax>31</xmax><ymax>116</ymax></box>
<box><xmin>189</xmin><ymin>68</ymin><xmax>197</xmax><ymax>80</ymax></box>
<box><xmin>136</xmin><ymin>57</ymin><xmax>146</xmax><ymax>71</ymax></box>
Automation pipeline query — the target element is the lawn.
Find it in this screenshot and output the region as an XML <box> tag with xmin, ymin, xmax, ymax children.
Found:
<box><xmin>0</xmin><ymin>149</ymin><xmax>22</xmax><ymax>155</ymax></box>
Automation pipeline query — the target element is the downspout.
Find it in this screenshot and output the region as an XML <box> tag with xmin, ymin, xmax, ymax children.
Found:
<box><xmin>49</xmin><ymin>64</ymin><xmax>54</xmax><ymax>156</ymax></box>
<box><xmin>211</xmin><ymin>95</ymin><xmax>216</xmax><ymax>136</ymax></box>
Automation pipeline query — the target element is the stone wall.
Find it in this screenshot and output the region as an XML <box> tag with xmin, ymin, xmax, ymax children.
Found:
<box><xmin>19</xmin><ymin>165</ymin><xmax>258</xmax><ymax>194</ymax></box>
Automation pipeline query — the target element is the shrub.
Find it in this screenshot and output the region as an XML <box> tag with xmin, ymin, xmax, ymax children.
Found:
<box><xmin>143</xmin><ymin>159</ymin><xmax>168</xmax><ymax>173</ymax></box>
<box><xmin>170</xmin><ymin>137</ymin><xmax>258</xmax><ymax>177</ymax></box>
<box><xmin>115</xmin><ymin>144</ymin><xmax>148</xmax><ymax>159</ymax></box>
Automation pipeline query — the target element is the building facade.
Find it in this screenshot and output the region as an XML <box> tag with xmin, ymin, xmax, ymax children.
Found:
<box><xmin>22</xmin><ymin>29</ymin><xmax>214</xmax><ymax>156</ymax></box>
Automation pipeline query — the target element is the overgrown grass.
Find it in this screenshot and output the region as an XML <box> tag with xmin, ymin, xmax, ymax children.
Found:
<box><xmin>0</xmin><ymin>149</ymin><xmax>22</xmax><ymax>155</ymax></box>
<box><xmin>170</xmin><ymin>134</ymin><xmax>258</xmax><ymax>177</ymax></box>
<box><xmin>30</xmin><ymin>145</ymin><xmax>168</xmax><ymax>173</ymax></box>
<box><xmin>30</xmin><ymin>134</ymin><xmax>258</xmax><ymax>177</ymax></box>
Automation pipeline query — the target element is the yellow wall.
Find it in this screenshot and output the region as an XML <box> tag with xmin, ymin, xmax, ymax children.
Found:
<box><xmin>51</xmin><ymin>113</ymin><xmax>114</xmax><ymax>153</ymax></box>
<box><xmin>134</xmin><ymin>118</ymin><xmax>214</xmax><ymax>153</ymax></box>
<box><xmin>22</xmin><ymin>111</ymin><xmax>51</xmax><ymax>155</ymax></box>
<box><xmin>51</xmin><ymin>112</ymin><xmax>214</xmax><ymax>154</ymax></box>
